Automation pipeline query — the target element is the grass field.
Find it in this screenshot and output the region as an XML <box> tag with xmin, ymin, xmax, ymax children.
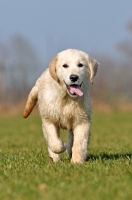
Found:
<box><xmin>0</xmin><ymin>111</ymin><xmax>132</xmax><ymax>200</ymax></box>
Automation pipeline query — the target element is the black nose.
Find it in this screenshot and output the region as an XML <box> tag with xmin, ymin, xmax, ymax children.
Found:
<box><xmin>70</xmin><ymin>74</ymin><xmax>79</xmax><ymax>82</ymax></box>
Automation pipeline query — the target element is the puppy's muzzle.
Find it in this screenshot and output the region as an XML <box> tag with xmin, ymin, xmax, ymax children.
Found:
<box><xmin>70</xmin><ymin>74</ymin><xmax>79</xmax><ymax>82</ymax></box>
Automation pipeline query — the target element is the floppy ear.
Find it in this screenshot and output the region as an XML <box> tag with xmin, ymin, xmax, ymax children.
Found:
<box><xmin>88</xmin><ymin>57</ymin><xmax>98</xmax><ymax>84</ymax></box>
<box><xmin>49</xmin><ymin>57</ymin><xmax>59</xmax><ymax>82</ymax></box>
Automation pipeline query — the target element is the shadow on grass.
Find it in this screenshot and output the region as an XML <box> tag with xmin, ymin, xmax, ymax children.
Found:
<box><xmin>86</xmin><ymin>152</ymin><xmax>132</xmax><ymax>161</ymax></box>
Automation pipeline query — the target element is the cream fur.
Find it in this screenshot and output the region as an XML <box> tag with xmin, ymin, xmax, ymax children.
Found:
<box><xmin>23</xmin><ymin>49</ymin><xmax>98</xmax><ymax>163</ymax></box>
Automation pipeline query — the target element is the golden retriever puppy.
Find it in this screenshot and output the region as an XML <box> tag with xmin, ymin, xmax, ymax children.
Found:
<box><xmin>23</xmin><ymin>49</ymin><xmax>98</xmax><ymax>163</ymax></box>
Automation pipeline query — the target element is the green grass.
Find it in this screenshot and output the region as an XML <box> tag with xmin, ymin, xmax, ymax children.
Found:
<box><xmin>0</xmin><ymin>112</ymin><xmax>132</xmax><ymax>200</ymax></box>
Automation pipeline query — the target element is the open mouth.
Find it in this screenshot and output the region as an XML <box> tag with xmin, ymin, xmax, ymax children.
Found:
<box><xmin>64</xmin><ymin>82</ymin><xmax>83</xmax><ymax>97</ymax></box>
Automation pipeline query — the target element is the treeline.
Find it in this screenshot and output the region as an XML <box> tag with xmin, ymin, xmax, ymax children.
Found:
<box><xmin>0</xmin><ymin>35</ymin><xmax>43</xmax><ymax>104</ymax></box>
<box><xmin>91</xmin><ymin>53</ymin><xmax>132</xmax><ymax>104</ymax></box>
<box><xmin>0</xmin><ymin>22</ymin><xmax>132</xmax><ymax>106</ymax></box>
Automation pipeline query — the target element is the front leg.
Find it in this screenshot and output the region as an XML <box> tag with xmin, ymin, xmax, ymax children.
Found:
<box><xmin>42</xmin><ymin>119</ymin><xmax>66</xmax><ymax>162</ymax></box>
<box><xmin>71</xmin><ymin>122</ymin><xmax>91</xmax><ymax>163</ymax></box>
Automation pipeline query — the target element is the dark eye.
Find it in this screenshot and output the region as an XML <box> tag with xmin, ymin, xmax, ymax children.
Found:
<box><xmin>63</xmin><ymin>64</ymin><xmax>68</xmax><ymax>68</ymax></box>
<box><xmin>78</xmin><ymin>63</ymin><xmax>83</xmax><ymax>67</ymax></box>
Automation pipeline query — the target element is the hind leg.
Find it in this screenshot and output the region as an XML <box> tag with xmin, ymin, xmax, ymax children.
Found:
<box><xmin>65</xmin><ymin>131</ymin><xmax>73</xmax><ymax>159</ymax></box>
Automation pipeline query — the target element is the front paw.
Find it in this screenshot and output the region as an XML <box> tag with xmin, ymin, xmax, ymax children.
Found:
<box><xmin>49</xmin><ymin>141</ymin><xmax>66</xmax><ymax>154</ymax></box>
<box><xmin>71</xmin><ymin>151</ymin><xmax>87</xmax><ymax>164</ymax></box>
<box><xmin>71</xmin><ymin>157</ymin><xmax>84</xmax><ymax>164</ymax></box>
<box><xmin>48</xmin><ymin>148</ymin><xmax>60</xmax><ymax>162</ymax></box>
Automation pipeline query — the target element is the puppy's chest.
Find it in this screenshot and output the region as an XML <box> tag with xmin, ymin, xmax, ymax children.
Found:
<box><xmin>45</xmin><ymin>99</ymin><xmax>88</xmax><ymax>130</ymax></box>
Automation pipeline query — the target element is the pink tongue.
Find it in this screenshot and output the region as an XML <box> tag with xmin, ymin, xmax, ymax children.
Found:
<box><xmin>69</xmin><ymin>85</ymin><xmax>83</xmax><ymax>96</ymax></box>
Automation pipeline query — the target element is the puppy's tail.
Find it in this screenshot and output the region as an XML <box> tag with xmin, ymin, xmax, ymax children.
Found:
<box><xmin>23</xmin><ymin>86</ymin><xmax>38</xmax><ymax>118</ymax></box>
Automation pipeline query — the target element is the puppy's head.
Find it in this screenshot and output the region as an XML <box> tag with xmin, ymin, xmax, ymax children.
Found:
<box><xmin>49</xmin><ymin>49</ymin><xmax>98</xmax><ymax>97</ymax></box>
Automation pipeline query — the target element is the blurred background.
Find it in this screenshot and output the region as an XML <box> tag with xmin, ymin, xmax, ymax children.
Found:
<box><xmin>0</xmin><ymin>0</ymin><xmax>132</xmax><ymax>112</ymax></box>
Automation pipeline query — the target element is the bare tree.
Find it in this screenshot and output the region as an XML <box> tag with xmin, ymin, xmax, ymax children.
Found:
<box><xmin>0</xmin><ymin>61</ymin><xmax>6</xmax><ymax>103</ymax></box>
<box><xmin>7</xmin><ymin>35</ymin><xmax>43</xmax><ymax>103</ymax></box>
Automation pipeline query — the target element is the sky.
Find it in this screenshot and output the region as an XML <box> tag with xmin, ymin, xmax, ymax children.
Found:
<box><xmin>0</xmin><ymin>0</ymin><xmax>132</xmax><ymax>64</ymax></box>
